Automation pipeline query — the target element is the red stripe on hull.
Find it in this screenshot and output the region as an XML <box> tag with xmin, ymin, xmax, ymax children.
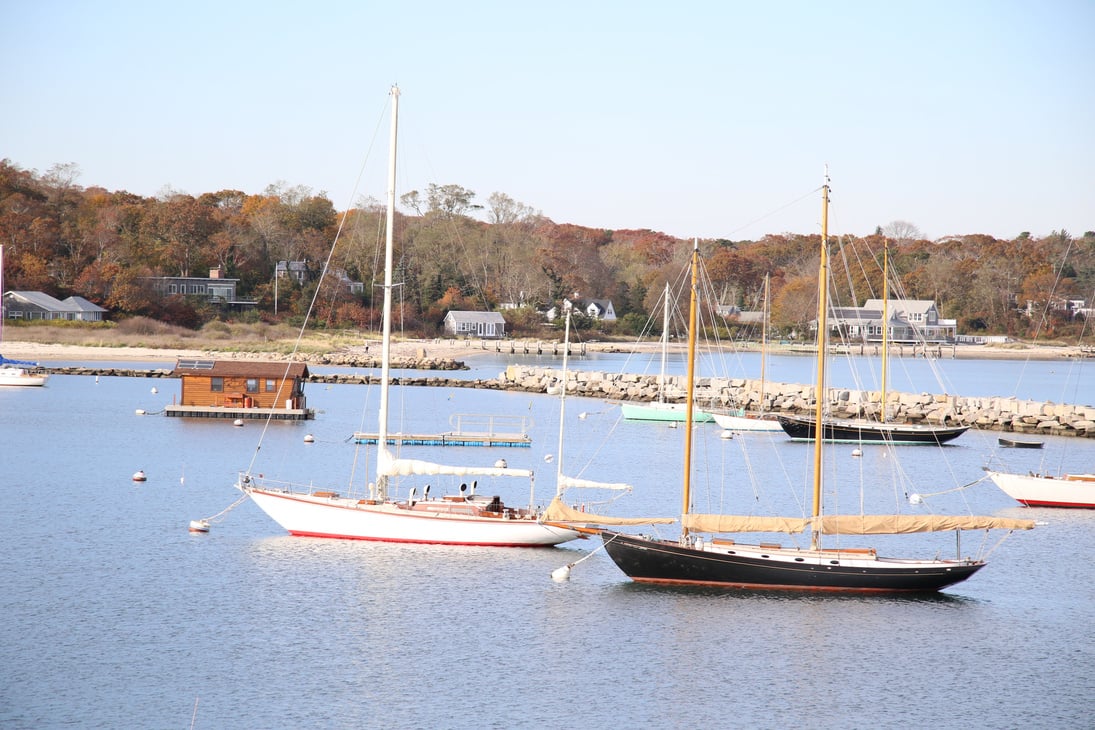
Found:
<box><xmin>1017</xmin><ymin>500</ymin><xmax>1095</xmax><ymax>509</ymax></box>
<box><xmin>286</xmin><ymin>530</ymin><xmax>555</xmax><ymax>547</ymax></box>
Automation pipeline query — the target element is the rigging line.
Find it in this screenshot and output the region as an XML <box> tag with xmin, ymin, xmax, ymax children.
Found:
<box><xmin>724</xmin><ymin>186</ymin><xmax>824</xmax><ymax>237</ymax></box>
<box><xmin>200</xmin><ymin>492</ymin><xmax>250</xmax><ymax>523</ymax></box>
<box><xmin>244</xmin><ymin>97</ymin><xmax>390</xmax><ymax>476</ymax></box>
<box><xmin>912</xmin><ymin>474</ymin><xmax>990</xmax><ymax>499</ymax></box>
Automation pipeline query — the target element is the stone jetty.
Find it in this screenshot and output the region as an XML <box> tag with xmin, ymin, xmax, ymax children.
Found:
<box><xmin>499</xmin><ymin>365</ymin><xmax>1095</xmax><ymax>439</ymax></box>
<box><xmin>41</xmin><ymin>360</ymin><xmax>1093</xmax><ymax>438</ymax></box>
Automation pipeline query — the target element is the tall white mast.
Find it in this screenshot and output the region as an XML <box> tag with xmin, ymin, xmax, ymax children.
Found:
<box><xmin>376</xmin><ymin>85</ymin><xmax>400</xmax><ymax>500</ymax></box>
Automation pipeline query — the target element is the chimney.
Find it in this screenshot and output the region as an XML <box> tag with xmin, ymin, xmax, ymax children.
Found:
<box><xmin>209</xmin><ymin>266</ymin><xmax>223</xmax><ymax>279</ymax></box>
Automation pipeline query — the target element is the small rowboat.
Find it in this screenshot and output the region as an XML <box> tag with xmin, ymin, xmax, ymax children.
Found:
<box><xmin>998</xmin><ymin>437</ymin><xmax>1044</xmax><ymax>449</ymax></box>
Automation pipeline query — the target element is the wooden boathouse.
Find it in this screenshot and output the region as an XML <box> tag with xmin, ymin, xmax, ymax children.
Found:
<box><xmin>165</xmin><ymin>359</ymin><xmax>313</xmax><ymax>420</ymax></box>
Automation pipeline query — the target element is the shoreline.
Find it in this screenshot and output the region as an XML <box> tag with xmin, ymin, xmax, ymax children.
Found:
<box><xmin>0</xmin><ymin>338</ymin><xmax>1087</xmax><ymax>364</ymax></box>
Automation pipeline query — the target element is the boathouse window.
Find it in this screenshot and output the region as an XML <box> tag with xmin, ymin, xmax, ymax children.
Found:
<box><xmin>246</xmin><ymin>378</ymin><xmax>259</xmax><ymax>393</ymax></box>
<box><xmin>265</xmin><ymin>379</ymin><xmax>276</xmax><ymax>392</ymax></box>
<box><xmin>211</xmin><ymin>377</ymin><xmax>224</xmax><ymax>392</ymax></box>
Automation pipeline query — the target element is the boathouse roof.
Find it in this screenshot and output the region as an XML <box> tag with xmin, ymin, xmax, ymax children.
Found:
<box><xmin>171</xmin><ymin>359</ymin><xmax>310</xmax><ymax>379</ymax></box>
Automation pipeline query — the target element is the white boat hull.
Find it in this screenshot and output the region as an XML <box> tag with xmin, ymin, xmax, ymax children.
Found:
<box><xmin>712</xmin><ymin>412</ymin><xmax>783</xmax><ymax>432</ymax></box>
<box><xmin>986</xmin><ymin>470</ymin><xmax>1095</xmax><ymax>509</ymax></box>
<box><xmin>0</xmin><ymin>367</ymin><xmax>48</xmax><ymax>387</ymax></box>
<box><xmin>245</xmin><ymin>486</ymin><xmax>580</xmax><ymax>546</ymax></box>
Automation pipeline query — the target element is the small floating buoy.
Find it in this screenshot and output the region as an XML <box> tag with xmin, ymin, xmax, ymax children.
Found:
<box><xmin>188</xmin><ymin>519</ymin><xmax>210</xmax><ymax>533</ymax></box>
<box><xmin>494</xmin><ymin>459</ymin><xmax>507</xmax><ymax>469</ymax></box>
<box><xmin>304</xmin><ymin>434</ymin><xmax>315</xmax><ymax>443</ymax></box>
<box><xmin>908</xmin><ymin>493</ymin><xmax>923</xmax><ymax>505</ymax></box>
<box><xmin>132</xmin><ymin>470</ymin><xmax>147</xmax><ymax>482</ymax></box>
<box><xmin>135</xmin><ymin>409</ymin><xmax>146</xmax><ymax>416</ymax></box>
<box><xmin>720</xmin><ymin>430</ymin><xmax>734</xmax><ymax>440</ymax></box>
<box><xmin>578</xmin><ymin>412</ymin><xmax>588</xmax><ymax>420</ymax></box>
<box><xmin>668</xmin><ymin>422</ymin><xmax>678</xmax><ymax>429</ymax></box>
<box><xmin>151</xmin><ymin>386</ymin><xmax>158</xmax><ymax>394</ymax></box>
<box><xmin>551</xmin><ymin>564</ymin><xmax>572</xmax><ymax>582</ymax></box>
<box><xmin>851</xmin><ymin>448</ymin><xmax>863</xmax><ymax>457</ymax></box>
<box><xmin>233</xmin><ymin>419</ymin><xmax>244</xmax><ymax>427</ymax></box>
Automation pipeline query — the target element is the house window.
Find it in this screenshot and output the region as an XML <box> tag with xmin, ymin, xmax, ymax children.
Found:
<box><xmin>246</xmin><ymin>378</ymin><xmax>259</xmax><ymax>393</ymax></box>
<box><xmin>211</xmin><ymin>377</ymin><xmax>224</xmax><ymax>392</ymax></box>
<box><xmin>265</xmin><ymin>379</ymin><xmax>276</xmax><ymax>392</ymax></box>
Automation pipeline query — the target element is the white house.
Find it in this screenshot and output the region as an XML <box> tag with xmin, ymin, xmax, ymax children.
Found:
<box><xmin>563</xmin><ymin>298</ymin><xmax>617</xmax><ymax>321</ymax></box>
<box><xmin>443</xmin><ymin>311</ymin><xmax>507</xmax><ymax>338</ymax></box>
<box><xmin>826</xmin><ymin>299</ymin><xmax>956</xmax><ymax>343</ymax></box>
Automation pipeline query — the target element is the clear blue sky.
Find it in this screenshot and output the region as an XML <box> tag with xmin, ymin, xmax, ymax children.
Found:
<box><xmin>3</xmin><ymin>0</ymin><xmax>1092</xmax><ymax>241</ymax></box>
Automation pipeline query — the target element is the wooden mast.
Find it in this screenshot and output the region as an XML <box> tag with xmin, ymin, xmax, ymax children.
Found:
<box><xmin>881</xmin><ymin>240</ymin><xmax>890</xmax><ymax>423</ymax></box>
<box><xmin>760</xmin><ymin>272</ymin><xmax>769</xmax><ymax>411</ymax></box>
<box><xmin>810</xmin><ymin>178</ymin><xmax>830</xmax><ymax>549</ymax></box>
<box><xmin>680</xmin><ymin>239</ymin><xmax>700</xmax><ymax>540</ymax></box>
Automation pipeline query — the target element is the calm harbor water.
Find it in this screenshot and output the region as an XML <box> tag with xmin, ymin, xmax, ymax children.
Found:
<box><xmin>2</xmin><ymin>356</ymin><xmax>1093</xmax><ymax>728</ymax></box>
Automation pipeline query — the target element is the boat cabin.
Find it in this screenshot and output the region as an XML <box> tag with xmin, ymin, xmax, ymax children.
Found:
<box><xmin>172</xmin><ymin>359</ymin><xmax>309</xmax><ymax>410</ymax></box>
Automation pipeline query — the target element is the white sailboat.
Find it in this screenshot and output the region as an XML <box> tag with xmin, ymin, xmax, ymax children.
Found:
<box><xmin>0</xmin><ymin>244</ymin><xmax>49</xmax><ymax>387</ymax></box>
<box><xmin>712</xmin><ymin>272</ymin><xmax>782</xmax><ymax>432</ymax></box>
<box><xmin>620</xmin><ymin>283</ymin><xmax>713</xmax><ymax>423</ymax></box>
<box><xmin>984</xmin><ymin>469</ymin><xmax>1095</xmax><ymax>509</ymax></box>
<box><xmin>238</xmin><ymin>87</ymin><xmax>579</xmax><ymax>547</ymax></box>
<box><xmin>599</xmin><ymin>185</ymin><xmax>1034</xmax><ymax>593</ymax></box>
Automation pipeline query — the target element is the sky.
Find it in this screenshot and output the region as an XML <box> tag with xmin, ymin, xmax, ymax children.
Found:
<box><xmin>2</xmin><ymin>0</ymin><xmax>1092</xmax><ymax>242</ymax></box>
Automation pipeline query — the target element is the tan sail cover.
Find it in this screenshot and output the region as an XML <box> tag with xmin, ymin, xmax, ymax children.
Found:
<box><xmin>813</xmin><ymin>514</ymin><xmax>1036</xmax><ymax>535</ymax></box>
<box><xmin>541</xmin><ymin>497</ymin><xmax>676</xmax><ymax>525</ymax></box>
<box><xmin>683</xmin><ymin>514</ymin><xmax>809</xmax><ymax>534</ymax></box>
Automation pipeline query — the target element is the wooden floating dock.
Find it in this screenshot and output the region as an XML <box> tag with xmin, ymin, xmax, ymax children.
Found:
<box><xmin>164</xmin><ymin>405</ymin><xmax>314</xmax><ymax>421</ymax></box>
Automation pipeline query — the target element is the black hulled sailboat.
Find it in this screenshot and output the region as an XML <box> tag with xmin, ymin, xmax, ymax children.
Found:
<box><xmin>600</xmin><ymin>185</ymin><xmax>1032</xmax><ymax>593</ymax></box>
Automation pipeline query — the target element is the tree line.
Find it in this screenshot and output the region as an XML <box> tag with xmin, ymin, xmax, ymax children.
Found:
<box><xmin>1</xmin><ymin>159</ymin><xmax>1092</xmax><ymax>341</ymax></box>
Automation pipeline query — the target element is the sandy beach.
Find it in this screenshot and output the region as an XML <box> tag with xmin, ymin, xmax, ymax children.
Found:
<box><xmin>0</xmin><ymin>338</ymin><xmax>1086</xmax><ymax>364</ymax></box>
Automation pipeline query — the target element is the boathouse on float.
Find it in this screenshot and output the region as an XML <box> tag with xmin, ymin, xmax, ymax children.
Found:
<box><xmin>165</xmin><ymin>359</ymin><xmax>313</xmax><ymax>420</ymax></box>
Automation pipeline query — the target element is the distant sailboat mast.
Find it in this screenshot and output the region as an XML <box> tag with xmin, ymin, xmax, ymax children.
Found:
<box><xmin>375</xmin><ymin>85</ymin><xmax>400</xmax><ymax>501</ymax></box>
<box><xmin>760</xmin><ymin>272</ymin><xmax>770</xmax><ymax>410</ymax></box>
<box><xmin>810</xmin><ymin>177</ymin><xmax>831</xmax><ymax>550</ymax></box>
<box><xmin>881</xmin><ymin>239</ymin><xmax>890</xmax><ymax>423</ymax></box>
<box><xmin>680</xmin><ymin>239</ymin><xmax>700</xmax><ymax>541</ymax></box>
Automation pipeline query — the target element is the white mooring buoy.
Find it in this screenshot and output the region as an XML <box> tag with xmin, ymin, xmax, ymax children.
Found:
<box><xmin>188</xmin><ymin>519</ymin><xmax>211</xmax><ymax>533</ymax></box>
<box><xmin>304</xmin><ymin>434</ymin><xmax>315</xmax><ymax>443</ymax></box>
<box><xmin>132</xmin><ymin>470</ymin><xmax>147</xmax><ymax>482</ymax></box>
<box><xmin>233</xmin><ymin>419</ymin><xmax>244</xmax><ymax>427</ymax></box>
<box><xmin>551</xmin><ymin>564</ymin><xmax>572</xmax><ymax>582</ymax></box>
<box><xmin>851</xmin><ymin>448</ymin><xmax>863</xmax><ymax>457</ymax></box>
<box><xmin>494</xmin><ymin>459</ymin><xmax>508</xmax><ymax>469</ymax></box>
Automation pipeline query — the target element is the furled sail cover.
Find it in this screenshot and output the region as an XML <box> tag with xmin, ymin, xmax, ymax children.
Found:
<box><xmin>557</xmin><ymin>474</ymin><xmax>632</xmax><ymax>491</ymax></box>
<box><xmin>378</xmin><ymin>449</ymin><xmax>532</xmax><ymax>479</ymax></box>
<box><xmin>541</xmin><ymin>497</ymin><xmax>676</xmax><ymax>525</ymax></box>
<box><xmin>814</xmin><ymin>514</ymin><xmax>1036</xmax><ymax>535</ymax></box>
<box><xmin>683</xmin><ymin>514</ymin><xmax>809</xmax><ymax>534</ymax></box>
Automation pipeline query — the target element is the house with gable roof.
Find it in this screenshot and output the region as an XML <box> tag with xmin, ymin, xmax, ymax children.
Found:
<box><xmin>3</xmin><ymin>291</ymin><xmax>109</xmax><ymax>322</ymax></box>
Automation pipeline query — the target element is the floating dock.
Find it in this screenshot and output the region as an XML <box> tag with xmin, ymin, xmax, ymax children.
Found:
<box><xmin>354</xmin><ymin>413</ymin><xmax>532</xmax><ymax>447</ymax></box>
<box><xmin>353</xmin><ymin>432</ymin><xmax>531</xmax><ymax>447</ymax></box>
<box><xmin>164</xmin><ymin>405</ymin><xmax>314</xmax><ymax>420</ymax></box>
